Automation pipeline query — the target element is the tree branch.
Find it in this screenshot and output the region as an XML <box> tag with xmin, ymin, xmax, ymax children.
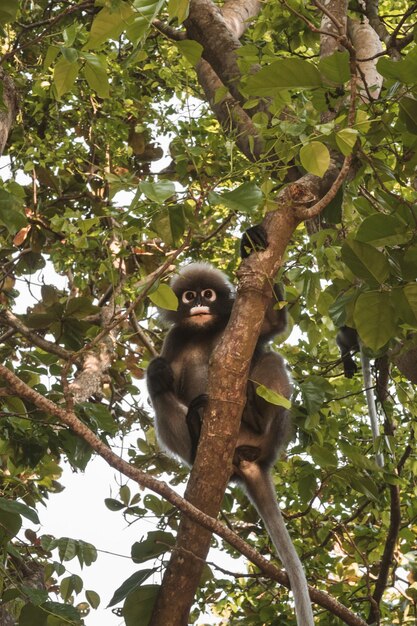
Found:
<box><xmin>0</xmin><ymin>309</ymin><xmax>72</xmax><ymax>360</ymax></box>
<box><xmin>0</xmin><ymin>362</ymin><xmax>367</xmax><ymax>626</ymax></box>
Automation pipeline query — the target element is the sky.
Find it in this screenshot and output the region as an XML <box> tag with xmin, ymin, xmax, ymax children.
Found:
<box><xmin>36</xmin><ymin>455</ymin><xmax>153</xmax><ymax>626</ymax></box>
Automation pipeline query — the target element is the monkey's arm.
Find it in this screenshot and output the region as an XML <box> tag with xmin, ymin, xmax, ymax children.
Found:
<box><xmin>240</xmin><ymin>224</ymin><xmax>268</xmax><ymax>258</ymax></box>
<box><xmin>147</xmin><ymin>357</ymin><xmax>194</xmax><ymax>464</ymax></box>
<box><xmin>260</xmin><ymin>283</ymin><xmax>287</xmax><ymax>339</ymax></box>
<box><xmin>241</xmin><ymin>225</ymin><xmax>287</xmax><ymax>339</ymax></box>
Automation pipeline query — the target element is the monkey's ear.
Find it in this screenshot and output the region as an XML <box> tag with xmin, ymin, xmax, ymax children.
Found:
<box><xmin>241</xmin><ymin>224</ymin><xmax>268</xmax><ymax>259</ymax></box>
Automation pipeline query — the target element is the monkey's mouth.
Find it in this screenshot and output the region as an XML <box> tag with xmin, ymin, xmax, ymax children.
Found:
<box><xmin>189</xmin><ymin>306</ymin><xmax>211</xmax><ymax>317</ymax></box>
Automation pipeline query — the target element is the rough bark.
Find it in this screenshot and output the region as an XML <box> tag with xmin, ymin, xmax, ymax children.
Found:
<box><xmin>0</xmin><ymin>69</ymin><xmax>18</xmax><ymax>156</ymax></box>
<box><xmin>185</xmin><ymin>0</ymin><xmax>263</xmax><ymax>106</ymax></box>
<box><xmin>349</xmin><ymin>19</ymin><xmax>383</xmax><ymax>100</ymax></box>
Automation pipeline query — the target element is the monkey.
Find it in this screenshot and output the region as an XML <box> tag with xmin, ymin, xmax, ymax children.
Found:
<box><xmin>336</xmin><ymin>326</ymin><xmax>384</xmax><ymax>467</ymax></box>
<box><xmin>146</xmin><ymin>227</ymin><xmax>314</xmax><ymax>626</ymax></box>
<box><xmin>336</xmin><ymin>325</ymin><xmax>359</xmax><ymax>379</ymax></box>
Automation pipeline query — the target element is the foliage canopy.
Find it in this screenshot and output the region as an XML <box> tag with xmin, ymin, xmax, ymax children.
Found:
<box><xmin>1</xmin><ymin>0</ymin><xmax>417</xmax><ymax>625</ymax></box>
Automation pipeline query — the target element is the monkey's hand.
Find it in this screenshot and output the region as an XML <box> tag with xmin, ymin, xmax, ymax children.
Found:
<box><xmin>186</xmin><ymin>394</ymin><xmax>208</xmax><ymax>461</ymax></box>
<box><xmin>342</xmin><ymin>355</ymin><xmax>358</xmax><ymax>379</ymax></box>
<box><xmin>240</xmin><ymin>224</ymin><xmax>268</xmax><ymax>259</ymax></box>
<box><xmin>146</xmin><ymin>357</ymin><xmax>174</xmax><ymax>396</ymax></box>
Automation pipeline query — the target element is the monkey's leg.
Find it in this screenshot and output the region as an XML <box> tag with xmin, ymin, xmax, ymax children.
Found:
<box><xmin>186</xmin><ymin>394</ymin><xmax>208</xmax><ymax>461</ymax></box>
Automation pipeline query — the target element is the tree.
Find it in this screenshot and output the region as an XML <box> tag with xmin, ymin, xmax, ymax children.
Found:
<box><xmin>1</xmin><ymin>0</ymin><xmax>417</xmax><ymax>624</ymax></box>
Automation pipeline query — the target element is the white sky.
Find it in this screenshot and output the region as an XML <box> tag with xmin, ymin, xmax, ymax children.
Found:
<box><xmin>36</xmin><ymin>457</ymin><xmax>152</xmax><ymax>626</ymax></box>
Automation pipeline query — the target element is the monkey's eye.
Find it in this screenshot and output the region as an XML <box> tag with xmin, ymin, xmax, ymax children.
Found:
<box><xmin>202</xmin><ymin>289</ymin><xmax>216</xmax><ymax>301</ymax></box>
<box><xmin>182</xmin><ymin>290</ymin><xmax>197</xmax><ymax>303</ymax></box>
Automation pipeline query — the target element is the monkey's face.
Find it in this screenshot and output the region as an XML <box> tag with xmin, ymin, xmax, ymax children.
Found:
<box><xmin>179</xmin><ymin>288</ymin><xmax>219</xmax><ymax>327</ymax></box>
<box><xmin>162</xmin><ymin>263</ymin><xmax>234</xmax><ymax>329</ymax></box>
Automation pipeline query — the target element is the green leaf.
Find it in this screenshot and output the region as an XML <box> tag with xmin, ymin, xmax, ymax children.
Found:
<box><xmin>86</xmin><ymin>589</ymin><xmax>101</xmax><ymax>609</ymax></box>
<box><xmin>43</xmin><ymin>601</ymin><xmax>82</xmax><ymax>622</ymax></box>
<box><xmin>340</xmin><ymin>441</ymin><xmax>379</xmax><ymax>470</ymax></box>
<box><xmin>336</xmin><ymin>128</ymin><xmax>358</xmax><ymax>156</ymax></box>
<box><xmin>348</xmin><ymin>474</ymin><xmax>379</xmax><ymax>500</ymax></box>
<box><xmin>65</xmin><ymin>296</ymin><xmax>99</xmax><ymax>318</ymax></box>
<box><xmin>0</xmin><ymin>189</ymin><xmax>27</xmax><ymax>234</ymax></box>
<box><xmin>0</xmin><ymin>510</ymin><xmax>22</xmax><ymax>539</ymax></box>
<box><xmin>167</xmin><ymin>0</ymin><xmax>189</xmax><ymax>23</ymax></box>
<box><xmin>318</xmin><ymin>51</ymin><xmax>350</xmax><ymax>84</ymax></box>
<box><xmin>255</xmin><ymin>384</ymin><xmax>291</xmax><ymax>409</ymax></box>
<box><xmin>377</xmin><ymin>47</ymin><xmax>417</xmax><ymax>85</ymax></box>
<box><xmin>18</xmin><ymin>604</ymin><xmax>48</xmax><ymax>626</ymax></box>
<box><xmin>76</xmin><ymin>540</ymin><xmax>97</xmax><ymax>567</ymax></box>
<box><xmin>82</xmin><ymin>403</ymin><xmax>118</xmax><ymax>435</ymax></box>
<box><xmin>209</xmin><ymin>182</ymin><xmax>263</xmax><ymax>213</ymax></box>
<box><xmin>310</xmin><ymin>444</ymin><xmax>338</xmax><ymax>468</ymax></box>
<box><xmin>300</xmin><ymin>376</ymin><xmax>332</xmax><ymax>415</ymax></box>
<box><xmin>341</xmin><ymin>239</ymin><xmax>390</xmax><ymax>286</ymax></box>
<box><xmin>0</xmin><ymin>497</ymin><xmax>40</xmax><ymax>524</ymax></box>
<box><xmin>353</xmin><ymin>291</ymin><xmax>397</xmax><ymax>351</ymax></box>
<box><xmin>60</xmin><ymin>574</ymin><xmax>83</xmax><ymax>601</ymax></box>
<box><xmin>119</xmin><ymin>485</ymin><xmax>131</xmax><ymax>506</ymax></box>
<box><xmin>43</xmin><ymin>45</ymin><xmax>60</xmax><ymax>69</ymax></box>
<box><xmin>20</xmin><ymin>585</ymin><xmax>48</xmax><ymax>606</ymax></box>
<box><xmin>84</xmin><ymin>2</ymin><xmax>135</xmax><ymax>49</ymax></box>
<box><xmin>105</xmin><ymin>498</ymin><xmax>126</xmax><ymax>511</ymax></box>
<box><xmin>4</xmin><ymin>395</ymin><xmax>27</xmax><ymax>417</ymax></box>
<box><xmin>131</xmin><ymin>530</ymin><xmax>176</xmax><ymax>563</ymax></box>
<box><xmin>126</xmin><ymin>0</ymin><xmax>167</xmax><ymax>43</ymax></box>
<box><xmin>322</xmin><ymin>185</ymin><xmax>343</xmax><ymax>224</ymax></box>
<box><xmin>123</xmin><ymin>585</ymin><xmax>159</xmax><ymax>626</ymax></box>
<box><xmin>399</xmin><ymin>96</ymin><xmax>417</xmax><ymax>133</ymax></box>
<box><xmin>108</xmin><ymin>569</ymin><xmax>155</xmax><ymax>607</ymax></box>
<box><xmin>0</xmin><ymin>0</ymin><xmax>18</xmax><ymax>26</ymax></box>
<box><xmin>175</xmin><ymin>40</ymin><xmax>203</xmax><ymax>66</ymax></box>
<box><xmin>151</xmin><ymin>205</ymin><xmax>185</xmax><ymax>246</ymax></box>
<box><xmin>143</xmin><ymin>494</ymin><xmax>173</xmax><ymax>516</ymax></box>
<box><xmin>140</xmin><ymin>180</ymin><xmax>175</xmax><ymax>203</ymax></box>
<box><xmin>298</xmin><ymin>471</ymin><xmax>317</xmax><ymax>504</ymax></box>
<box><xmin>53</xmin><ymin>56</ymin><xmax>80</xmax><ymax>98</ymax></box>
<box><xmin>299</xmin><ymin>141</ymin><xmax>330</xmax><ymax>177</ymax></box>
<box><xmin>81</xmin><ymin>53</ymin><xmax>110</xmax><ymax>98</ymax></box>
<box><xmin>397</xmin><ymin>283</ymin><xmax>417</xmax><ymax>326</ymax></box>
<box><xmin>401</xmin><ymin>246</ymin><xmax>417</xmax><ymax>280</ymax></box>
<box><xmin>356</xmin><ymin>213</ymin><xmax>410</xmax><ymax>247</ymax></box>
<box><xmin>61</xmin><ymin>47</ymin><xmax>79</xmax><ymax>63</ymax></box>
<box><xmin>148</xmin><ymin>283</ymin><xmax>178</xmax><ymax>311</ymax></box>
<box><xmin>246</xmin><ymin>59</ymin><xmax>322</xmax><ymax>95</ymax></box>
<box><xmin>57</xmin><ymin>537</ymin><xmax>77</xmax><ymax>562</ymax></box>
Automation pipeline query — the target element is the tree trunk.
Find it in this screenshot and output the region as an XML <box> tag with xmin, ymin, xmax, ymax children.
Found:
<box><xmin>0</xmin><ymin>69</ymin><xmax>18</xmax><ymax>156</ymax></box>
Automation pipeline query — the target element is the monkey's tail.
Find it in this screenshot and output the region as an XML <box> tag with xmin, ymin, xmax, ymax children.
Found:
<box><xmin>243</xmin><ymin>465</ymin><xmax>314</xmax><ymax>626</ymax></box>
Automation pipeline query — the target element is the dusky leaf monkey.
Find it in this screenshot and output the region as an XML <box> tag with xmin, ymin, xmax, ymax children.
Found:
<box><xmin>337</xmin><ymin>326</ymin><xmax>384</xmax><ymax>467</ymax></box>
<box><xmin>147</xmin><ymin>226</ymin><xmax>314</xmax><ymax>626</ymax></box>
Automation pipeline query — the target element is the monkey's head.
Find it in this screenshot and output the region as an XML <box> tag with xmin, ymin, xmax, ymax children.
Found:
<box><xmin>163</xmin><ymin>263</ymin><xmax>234</xmax><ymax>330</ymax></box>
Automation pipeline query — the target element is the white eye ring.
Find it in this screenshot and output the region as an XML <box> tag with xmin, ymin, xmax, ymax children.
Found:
<box><xmin>182</xmin><ymin>290</ymin><xmax>197</xmax><ymax>303</ymax></box>
<box><xmin>202</xmin><ymin>289</ymin><xmax>216</xmax><ymax>302</ymax></box>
